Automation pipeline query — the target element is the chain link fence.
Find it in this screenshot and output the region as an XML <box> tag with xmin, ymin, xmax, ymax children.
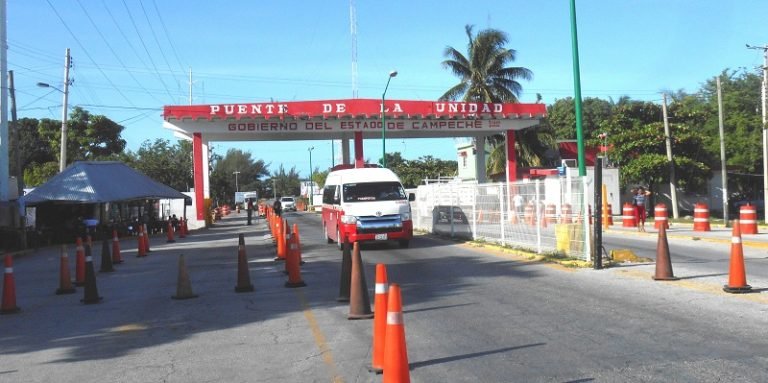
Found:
<box><xmin>412</xmin><ymin>177</ymin><xmax>590</xmax><ymax>260</ymax></box>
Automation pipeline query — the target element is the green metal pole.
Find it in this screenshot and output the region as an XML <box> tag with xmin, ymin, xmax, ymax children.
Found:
<box><xmin>569</xmin><ymin>0</ymin><xmax>586</xmax><ymax>176</ymax></box>
<box><xmin>382</xmin><ymin>91</ymin><xmax>386</xmax><ymax>167</ymax></box>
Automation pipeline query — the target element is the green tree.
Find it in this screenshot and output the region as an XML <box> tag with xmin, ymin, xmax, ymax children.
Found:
<box><xmin>131</xmin><ymin>139</ymin><xmax>193</xmax><ymax>192</ymax></box>
<box><xmin>209</xmin><ymin>148</ymin><xmax>271</xmax><ymax>204</ymax></box>
<box><xmin>547</xmin><ymin>97</ymin><xmax>614</xmax><ymax>140</ymax></box>
<box><xmin>600</xmin><ymin>100</ymin><xmax>711</xmax><ymax>192</ymax></box>
<box><xmin>440</xmin><ymin>25</ymin><xmax>552</xmax><ymax>171</ymax></box>
<box><xmin>269</xmin><ymin>165</ymin><xmax>302</xmax><ymax>198</ymax></box>
<box><xmin>385</xmin><ymin>152</ymin><xmax>457</xmax><ymax>188</ymax></box>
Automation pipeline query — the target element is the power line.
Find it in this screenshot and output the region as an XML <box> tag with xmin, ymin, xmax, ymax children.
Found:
<box><xmin>150</xmin><ymin>0</ymin><xmax>187</xmax><ymax>75</ymax></box>
<box><xmin>138</xmin><ymin>0</ymin><xmax>183</xmax><ymax>97</ymax></box>
<box><xmin>45</xmin><ymin>0</ymin><xmax>136</xmax><ymax>106</ymax></box>
<box><xmin>75</xmin><ymin>0</ymin><xmax>164</xmax><ymax>105</ymax></box>
<box><xmin>120</xmin><ymin>0</ymin><xmax>175</xmax><ymax>100</ymax></box>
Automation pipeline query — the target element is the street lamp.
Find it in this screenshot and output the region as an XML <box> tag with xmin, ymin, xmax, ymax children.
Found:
<box><xmin>37</xmin><ymin>81</ymin><xmax>69</xmax><ymax>172</ymax></box>
<box><xmin>381</xmin><ymin>70</ymin><xmax>397</xmax><ymax>167</ymax></box>
<box><xmin>233</xmin><ymin>170</ymin><xmax>241</xmax><ymax>192</ymax></box>
<box><xmin>308</xmin><ymin>146</ymin><xmax>315</xmax><ymax>208</ymax></box>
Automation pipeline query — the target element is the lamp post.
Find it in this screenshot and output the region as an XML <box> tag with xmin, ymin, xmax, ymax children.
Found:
<box><xmin>233</xmin><ymin>170</ymin><xmax>240</xmax><ymax>192</ymax></box>
<box><xmin>308</xmin><ymin>146</ymin><xmax>315</xmax><ymax>208</ymax></box>
<box><xmin>37</xmin><ymin>48</ymin><xmax>71</xmax><ymax>173</ymax></box>
<box><xmin>381</xmin><ymin>70</ymin><xmax>397</xmax><ymax>168</ymax></box>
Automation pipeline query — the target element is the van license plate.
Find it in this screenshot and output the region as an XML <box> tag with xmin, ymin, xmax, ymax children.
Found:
<box><xmin>374</xmin><ymin>234</ymin><xmax>387</xmax><ymax>240</ymax></box>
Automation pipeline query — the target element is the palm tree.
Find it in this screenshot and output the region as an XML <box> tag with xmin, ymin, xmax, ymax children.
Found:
<box><xmin>441</xmin><ymin>25</ymin><xmax>554</xmax><ymax>171</ymax></box>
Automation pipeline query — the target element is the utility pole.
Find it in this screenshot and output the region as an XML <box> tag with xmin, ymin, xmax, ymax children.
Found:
<box><xmin>747</xmin><ymin>44</ymin><xmax>768</xmax><ymax>224</ymax></box>
<box><xmin>233</xmin><ymin>170</ymin><xmax>240</xmax><ymax>192</ymax></box>
<box><xmin>59</xmin><ymin>48</ymin><xmax>71</xmax><ymax>172</ymax></box>
<box><xmin>717</xmin><ymin>77</ymin><xmax>729</xmax><ymax>226</ymax></box>
<box><xmin>9</xmin><ymin>70</ymin><xmax>25</xmax><ymax>248</ymax></box>
<box><xmin>662</xmin><ymin>93</ymin><xmax>679</xmax><ymax>219</ymax></box>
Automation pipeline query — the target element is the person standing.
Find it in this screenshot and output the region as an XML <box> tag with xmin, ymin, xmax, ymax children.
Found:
<box><xmin>632</xmin><ymin>187</ymin><xmax>652</xmax><ymax>232</ymax></box>
<box><xmin>513</xmin><ymin>193</ymin><xmax>524</xmax><ymax>220</ymax></box>
<box><xmin>273</xmin><ymin>196</ymin><xmax>282</xmax><ymax>217</ymax></box>
<box><xmin>246</xmin><ymin>198</ymin><xmax>254</xmax><ymax>225</ymax></box>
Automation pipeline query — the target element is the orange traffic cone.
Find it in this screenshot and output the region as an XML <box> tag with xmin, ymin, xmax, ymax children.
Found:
<box><xmin>337</xmin><ymin>239</ymin><xmax>352</xmax><ymax>302</ymax></box>
<box><xmin>137</xmin><ymin>225</ymin><xmax>147</xmax><ymax>258</ymax></box>
<box><xmin>369</xmin><ymin>264</ymin><xmax>389</xmax><ymax>373</ymax></box>
<box><xmin>348</xmin><ymin>242</ymin><xmax>373</xmax><ymax>320</ymax></box>
<box><xmin>172</xmin><ymin>254</ymin><xmax>198</xmax><ymax>300</ymax></box>
<box><xmin>178</xmin><ymin>219</ymin><xmax>187</xmax><ymax>239</ymax></box>
<box><xmin>235</xmin><ymin>234</ymin><xmax>254</xmax><ymax>293</ymax></box>
<box><xmin>56</xmin><ymin>245</ymin><xmax>76</xmax><ymax>295</ymax></box>
<box><xmin>112</xmin><ymin>230</ymin><xmax>123</xmax><ymax>264</ymax></box>
<box><xmin>382</xmin><ymin>283</ymin><xmax>410</xmax><ymax>383</ymax></box>
<box><xmin>1</xmin><ymin>254</ymin><xmax>21</xmax><ymax>314</ymax></box>
<box><xmin>81</xmin><ymin>244</ymin><xmax>102</xmax><ymax>304</ymax></box>
<box><xmin>166</xmin><ymin>221</ymin><xmax>176</xmax><ymax>243</ymax></box>
<box><xmin>275</xmin><ymin>218</ymin><xmax>287</xmax><ymax>261</ymax></box>
<box><xmin>285</xmin><ymin>229</ymin><xmax>306</xmax><ymax>288</ymax></box>
<box><xmin>652</xmin><ymin>224</ymin><xmax>678</xmax><ymax>280</ymax></box>
<box><xmin>74</xmin><ymin>237</ymin><xmax>86</xmax><ymax>286</ymax></box>
<box><xmin>724</xmin><ymin>220</ymin><xmax>752</xmax><ymax>293</ymax></box>
<box><xmin>293</xmin><ymin>224</ymin><xmax>305</xmax><ymax>265</ymax></box>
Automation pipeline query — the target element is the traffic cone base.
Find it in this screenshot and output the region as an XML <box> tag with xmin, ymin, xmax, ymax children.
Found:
<box><xmin>172</xmin><ymin>254</ymin><xmax>198</xmax><ymax>300</ymax></box>
<box><xmin>723</xmin><ymin>284</ymin><xmax>752</xmax><ymax>293</ymax></box>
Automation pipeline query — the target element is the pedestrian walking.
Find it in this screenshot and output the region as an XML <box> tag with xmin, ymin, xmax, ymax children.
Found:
<box><xmin>632</xmin><ymin>187</ymin><xmax>651</xmax><ymax>232</ymax></box>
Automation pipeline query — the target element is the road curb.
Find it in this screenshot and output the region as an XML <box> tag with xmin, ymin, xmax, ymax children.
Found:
<box><xmin>605</xmin><ymin>228</ymin><xmax>768</xmax><ymax>249</ymax></box>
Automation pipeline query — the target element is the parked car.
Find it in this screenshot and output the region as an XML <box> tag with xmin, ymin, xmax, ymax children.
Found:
<box><xmin>280</xmin><ymin>196</ymin><xmax>296</xmax><ymax>212</ymax></box>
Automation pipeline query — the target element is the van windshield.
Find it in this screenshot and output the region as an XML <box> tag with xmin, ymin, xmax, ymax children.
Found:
<box><xmin>343</xmin><ymin>182</ymin><xmax>406</xmax><ymax>202</ymax></box>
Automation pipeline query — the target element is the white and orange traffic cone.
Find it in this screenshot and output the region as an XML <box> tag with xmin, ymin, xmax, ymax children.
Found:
<box><xmin>369</xmin><ymin>264</ymin><xmax>389</xmax><ymax>373</ymax></box>
<box><xmin>383</xmin><ymin>283</ymin><xmax>409</xmax><ymax>383</ymax></box>
<box><xmin>724</xmin><ymin>219</ymin><xmax>752</xmax><ymax>293</ymax></box>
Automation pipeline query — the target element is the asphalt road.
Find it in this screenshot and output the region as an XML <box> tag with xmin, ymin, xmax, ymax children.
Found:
<box><xmin>2</xmin><ymin>212</ymin><xmax>767</xmax><ymax>382</ymax></box>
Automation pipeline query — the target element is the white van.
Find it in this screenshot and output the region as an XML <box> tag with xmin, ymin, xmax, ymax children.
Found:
<box><xmin>321</xmin><ymin>165</ymin><xmax>414</xmax><ymax>249</ymax></box>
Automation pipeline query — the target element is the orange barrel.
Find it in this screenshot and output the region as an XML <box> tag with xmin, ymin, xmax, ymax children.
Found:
<box><xmin>560</xmin><ymin>203</ymin><xmax>572</xmax><ymax>224</ymax></box>
<box><xmin>622</xmin><ymin>202</ymin><xmax>637</xmax><ymax>227</ymax></box>
<box><xmin>739</xmin><ymin>204</ymin><xmax>758</xmax><ymax>234</ymax></box>
<box><xmin>654</xmin><ymin>203</ymin><xmax>669</xmax><ymax>229</ymax></box>
<box><xmin>601</xmin><ymin>203</ymin><xmax>613</xmax><ymax>227</ymax></box>
<box><xmin>545</xmin><ymin>204</ymin><xmax>557</xmax><ymax>225</ymax></box>
<box><xmin>693</xmin><ymin>202</ymin><xmax>711</xmax><ymax>232</ymax></box>
<box><xmin>524</xmin><ymin>202</ymin><xmax>534</xmax><ymax>226</ymax></box>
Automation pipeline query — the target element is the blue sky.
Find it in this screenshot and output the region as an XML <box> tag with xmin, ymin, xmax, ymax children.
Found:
<box><xmin>9</xmin><ymin>1</ymin><xmax>768</xmax><ymax>181</ymax></box>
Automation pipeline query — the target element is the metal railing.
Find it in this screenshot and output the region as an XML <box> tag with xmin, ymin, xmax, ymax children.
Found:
<box><xmin>412</xmin><ymin>177</ymin><xmax>590</xmax><ymax>260</ymax></box>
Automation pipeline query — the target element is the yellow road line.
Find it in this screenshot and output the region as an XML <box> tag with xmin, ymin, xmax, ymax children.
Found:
<box><xmin>296</xmin><ymin>289</ymin><xmax>345</xmax><ymax>383</ymax></box>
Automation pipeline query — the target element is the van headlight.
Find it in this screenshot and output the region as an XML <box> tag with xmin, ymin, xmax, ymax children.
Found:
<box><xmin>341</xmin><ymin>215</ymin><xmax>357</xmax><ymax>224</ymax></box>
<box><xmin>400</xmin><ymin>212</ymin><xmax>411</xmax><ymax>221</ymax></box>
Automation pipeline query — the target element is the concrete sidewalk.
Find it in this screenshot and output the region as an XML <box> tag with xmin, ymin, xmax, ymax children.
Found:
<box><xmin>605</xmin><ymin>221</ymin><xmax>768</xmax><ymax>249</ymax></box>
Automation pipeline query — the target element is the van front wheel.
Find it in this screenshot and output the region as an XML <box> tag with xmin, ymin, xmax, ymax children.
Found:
<box><xmin>337</xmin><ymin>229</ymin><xmax>344</xmax><ymax>251</ymax></box>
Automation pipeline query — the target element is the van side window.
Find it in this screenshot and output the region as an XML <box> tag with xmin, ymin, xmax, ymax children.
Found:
<box><xmin>333</xmin><ymin>186</ymin><xmax>341</xmax><ymax>204</ymax></box>
<box><xmin>323</xmin><ymin>186</ymin><xmax>335</xmax><ymax>204</ymax></box>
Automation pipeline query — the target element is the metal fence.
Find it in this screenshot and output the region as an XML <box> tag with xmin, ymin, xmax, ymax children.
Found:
<box><xmin>412</xmin><ymin>177</ymin><xmax>590</xmax><ymax>260</ymax></box>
